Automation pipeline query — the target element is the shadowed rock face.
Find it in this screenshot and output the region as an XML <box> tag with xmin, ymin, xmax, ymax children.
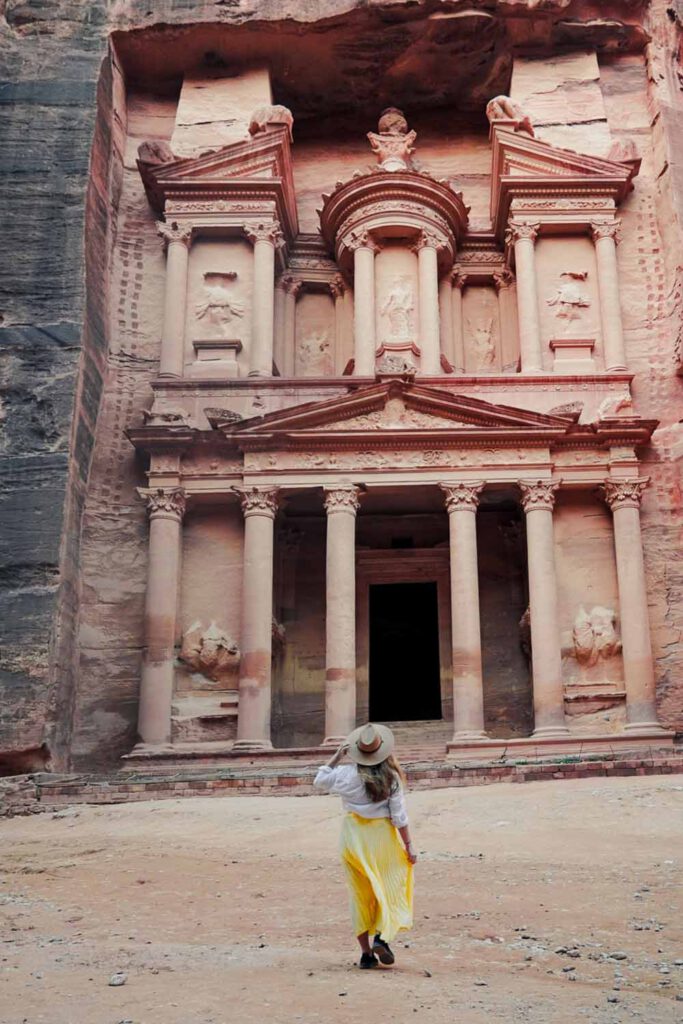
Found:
<box><xmin>1</xmin><ymin>0</ymin><xmax>682</xmax><ymax>772</ymax></box>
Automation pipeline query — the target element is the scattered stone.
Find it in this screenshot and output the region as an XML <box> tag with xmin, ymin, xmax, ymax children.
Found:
<box><xmin>474</xmin><ymin>980</ymin><xmax>488</xmax><ymax>986</ymax></box>
<box><xmin>423</xmin><ymin>970</ymin><xmax>432</xmax><ymax>978</ymax></box>
<box><xmin>608</xmin><ymin>952</ymin><xmax>628</xmax><ymax>961</ymax></box>
<box><xmin>607</xmin><ymin>995</ymin><xmax>619</xmax><ymax>1003</ymax></box>
<box><xmin>562</xmin><ymin>966</ymin><xmax>576</xmax><ymax>973</ymax></box>
<box><xmin>108</xmin><ymin>973</ymin><xmax>127</xmax><ymax>987</ymax></box>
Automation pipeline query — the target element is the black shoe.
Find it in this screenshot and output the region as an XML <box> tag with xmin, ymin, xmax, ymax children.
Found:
<box><xmin>372</xmin><ymin>936</ymin><xmax>395</xmax><ymax>965</ymax></box>
<box><xmin>359</xmin><ymin>952</ymin><xmax>378</xmax><ymax>969</ymax></box>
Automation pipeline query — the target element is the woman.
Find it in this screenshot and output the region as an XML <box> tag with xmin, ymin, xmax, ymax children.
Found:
<box><xmin>314</xmin><ymin>722</ymin><xmax>417</xmax><ymax>969</ymax></box>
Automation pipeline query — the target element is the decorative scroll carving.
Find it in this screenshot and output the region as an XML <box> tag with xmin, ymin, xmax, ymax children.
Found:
<box><xmin>505</xmin><ymin>222</ymin><xmax>540</xmax><ymax>245</ymax></box>
<box><xmin>195</xmin><ymin>272</ymin><xmax>244</xmax><ymax>337</ymax></box>
<box><xmin>367</xmin><ymin>107</ymin><xmax>417</xmax><ymax>172</ymax></box>
<box><xmin>157</xmin><ymin>220</ymin><xmax>192</xmax><ymax>247</ymax></box>
<box><xmin>248</xmin><ymin>103</ymin><xmax>294</xmax><ymax>141</ymax></box>
<box><xmin>411</xmin><ymin>229</ymin><xmax>443</xmax><ymax>253</ymax></box>
<box><xmin>546</xmin><ymin>271</ymin><xmax>590</xmax><ymax>333</ymax></box>
<box><xmin>145</xmin><ymin>488</ymin><xmax>187</xmax><ymax>520</ymax></box>
<box><xmin>440</xmin><ymin>481</ymin><xmax>484</xmax><ymax>512</ymax></box>
<box><xmin>519</xmin><ymin>480</ymin><xmax>560</xmax><ymax>512</ymax></box>
<box><xmin>571</xmin><ymin>606</ymin><xmax>621</xmax><ymax>667</ymax></box>
<box><xmin>179</xmin><ymin>621</ymin><xmax>240</xmax><ymax>683</ymax></box>
<box><xmin>235</xmin><ymin>486</ymin><xmax>280</xmax><ymax>517</ymax></box>
<box><xmin>595</xmin><ymin>392</ymin><xmax>633</xmax><ymax>420</ymax></box>
<box><xmin>245</xmin><ymin>221</ymin><xmax>284</xmax><ymax>247</ymax></box>
<box><xmin>329</xmin><ymin>274</ymin><xmax>346</xmax><ymax>300</ymax></box>
<box><xmin>601</xmin><ymin>478</ymin><xmax>649</xmax><ymax>511</ymax></box>
<box><xmin>323</xmin><ymin>486</ymin><xmax>361</xmax><ymax>514</ymax></box>
<box><xmin>591</xmin><ymin>221</ymin><xmax>621</xmax><ymax>243</ymax></box>
<box><xmin>486</xmin><ymin>95</ymin><xmax>535</xmax><ymax>136</ymax></box>
<box><xmin>380</xmin><ymin>276</ymin><xmax>416</xmax><ymax>342</ymax></box>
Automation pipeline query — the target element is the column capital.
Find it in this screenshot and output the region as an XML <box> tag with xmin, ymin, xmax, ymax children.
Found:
<box><xmin>156</xmin><ymin>220</ymin><xmax>192</xmax><ymax>248</ymax></box>
<box><xmin>324</xmin><ymin>485</ymin><xmax>361</xmax><ymax>514</ymax></box>
<box><xmin>440</xmin><ymin>481</ymin><xmax>484</xmax><ymax>512</ymax></box>
<box><xmin>329</xmin><ymin>274</ymin><xmax>346</xmax><ymax>300</ymax></box>
<box><xmin>142</xmin><ymin>486</ymin><xmax>187</xmax><ymax>522</ymax></box>
<box><xmin>348</xmin><ymin>228</ymin><xmax>381</xmax><ymax>254</ymax></box>
<box><xmin>234</xmin><ymin>485</ymin><xmax>280</xmax><ymax>518</ymax></box>
<box><xmin>591</xmin><ymin>219</ymin><xmax>621</xmax><ymax>243</ymax></box>
<box><xmin>245</xmin><ymin>220</ymin><xmax>284</xmax><ymax>247</ymax></box>
<box><xmin>493</xmin><ymin>268</ymin><xmax>514</xmax><ymax>291</ymax></box>
<box><xmin>520</xmin><ymin>479</ymin><xmax>560</xmax><ymax>513</ymax></box>
<box><xmin>505</xmin><ymin>221</ymin><xmax>540</xmax><ymax>246</ymax></box>
<box><xmin>280</xmin><ymin>273</ymin><xmax>303</xmax><ymax>297</ymax></box>
<box><xmin>450</xmin><ymin>268</ymin><xmax>468</xmax><ymax>290</ymax></box>
<box><xmin>601</xmin><ymin>477</ymin><xmax>649</xmax><ymax>511</ymax></box>
<box><xmin>410</xmin><ymin>229</ymin><xmax>443</xmax><ymax>254</ymax></box>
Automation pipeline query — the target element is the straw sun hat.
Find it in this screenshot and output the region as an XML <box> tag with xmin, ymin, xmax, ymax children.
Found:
<box><xmin>346</xmin><ymin>723</ymin><xmax>395</xmax><ymax>766</ymax></box>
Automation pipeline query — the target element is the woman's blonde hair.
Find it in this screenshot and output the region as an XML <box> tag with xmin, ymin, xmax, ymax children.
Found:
<box><xmin>357</xmin><ymin>753</ymin><xmax>407</xmax><ymax>803</ymax></box>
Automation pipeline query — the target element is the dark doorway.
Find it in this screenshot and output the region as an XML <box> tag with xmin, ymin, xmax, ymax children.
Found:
<box><xmin>369</xmin><ymin>582</ymin><xmax>441</xmax><ymax>721</ymax></box>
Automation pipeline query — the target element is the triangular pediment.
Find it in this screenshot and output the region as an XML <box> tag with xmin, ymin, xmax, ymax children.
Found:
<box><xmin>138</xmin><ymin>126</ymin><xmax>298</xmax><ymax>236</ymax></box>
<box><xmin>210</xmin><ymin>381</ymin><xmax>578</xmax><ymax>443</ymax></box>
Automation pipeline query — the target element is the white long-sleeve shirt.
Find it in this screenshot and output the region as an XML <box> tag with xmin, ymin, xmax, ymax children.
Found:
<box><xmin>313</xmin><ymin>763</ymin><xmax>409</xmax><ymax>828</ymax></box>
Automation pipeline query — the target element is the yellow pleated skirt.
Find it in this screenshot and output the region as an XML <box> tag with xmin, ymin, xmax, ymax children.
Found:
<box><xmin>340</xmin><ymin>813</ymin><xmax>414</xmax><ymax>942</ymax></box>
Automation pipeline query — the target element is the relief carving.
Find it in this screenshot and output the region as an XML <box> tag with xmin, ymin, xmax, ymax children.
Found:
<box><xmin>485</xmin><ymin>95</ymin><xmax>535</xmax><ymax>137</ymax></box>
<box><xmin>467</xmin><ymin>316</ymin><xmax>497</xmax><ymax>370</ymax></box>
<box><xmin>195</xmin><ymin>272</ymin><xmax>244</xmax><ymax>338</ymax></box>
<box><xmin>546</xmin><ymin>271</ymin><xmax>591</xmax><ymax>334</ymax></box>
<box><xmin>571</xmin><ymin>606</ymin><xmax>621</xmax><ymax>668</ymax></box>
<box><xmin>376</xmin><ymin>354</ymin><xmax>417</xmax><ymax>378</ymax></box>
<box><xmin>380</xmin><ymin>277</ymin><xmax>416</xmax><ymax>342</ymax></box>
<box><xmin>367</xmin><ymin>107</ymin><xmax>417</xmax><ymax>172</ymax></box>
<box><xmin>179</xmin><ymin>621</ymin><xmax>240</xmax><ymax>684</ymax></box>
<box><xmin>298</xmin><ymin>326</ymin><xmax>332</xmax><ymax>374</ymax></box>
<box><xmin>142</xmin><ymin>399</ymin><xmax>192</xmax><ymax>426</ymax></box>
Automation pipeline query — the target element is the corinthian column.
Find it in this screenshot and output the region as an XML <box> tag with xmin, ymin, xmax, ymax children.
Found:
<box><xmin>494</xmin><ymin>268</ymin><xmax>517</xmax><ymax>372</ymax></box>
<box><xmin>602</xmin><ymin>479</ymin><xmax>665</xmax><ymax>731</ymax></box>
<box><xmin>323</xmin><ymin>485</ymin><xmax>361</xmax><ymax>744</ymax></box>
<box><xmin>330</xmin><ymin>274</ymin><xmax>347</xmax><ymax>376</ymax></box>
<box><xmin>281</xmin><ymin>274</ymin><xmax>302</xmax><ymax>377</ymax></box>
<box><xmin>451</xmin><ymin>270</ymin><xmax>467</xmax><ymax>374</ymax></box>
<box><xmin>234</xmin><ymin>486</ymin><xmax>280</xmax><ymax>750</ymax></box>
<box><xmin>506</xmin><ymin>223</ymin><xmax>543</xmax><ymax>374</ymax></box>
<box><xmin>156</xmin><ymin>221</ymin><xmax>192</xmax><ymax>378</ymax></box>
<box><xmin>520</xmin><ymin>480</ymin><xmax>569</xmax><ymax>738</ymax></box>
<box><xmin>413</xmin><ymin>230</ymin><xmax>442</xmax><ymax>375</ymax></box>
<box><xmin>138</xmin><ymin>487</ymin><xmax>186</xmax><ymax>745</ymax></box>
<box><xmin>246</xmin><ymin>222</ymin><xmax>283</xmax><ymax>377</ymax></box>
<box><xmin>350</xmin><ymin>230</ymin><xmax>379</xmax><ymax>376</ymax></box>
<box><xmin>441</xmin><ymin>482</ymin><xmax>486</xmax><ymax>740</ymax></box>
<box><xmin>591</xmin><ymin>221</ymin><xmax>627</xmax><ymax>371</ymax></box>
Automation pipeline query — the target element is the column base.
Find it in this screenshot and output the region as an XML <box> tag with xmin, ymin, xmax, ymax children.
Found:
<box><xmin>451</xmin><ymin>730</ymin><xmax>488</xmax><ymax>743</ymax></box>
<box><xmin>231</xmin><ymin>739</ymin><xmax>274</xmax><ymax>752</ymax></box>
<box><xmin>624</xmin><ymin>721</ymin><xmax>674</xmax><ymax>735</ymax></box>
<box><xmin>532</xmin><ymin>725</ymin><xmax>571</xmax><ymax>740</ymax></box>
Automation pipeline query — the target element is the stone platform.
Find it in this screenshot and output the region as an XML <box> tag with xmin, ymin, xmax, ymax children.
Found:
<box><xmin>2</xmin><ymin>745</ymin><xmax>682</xmax><ymax>817</ymax></box>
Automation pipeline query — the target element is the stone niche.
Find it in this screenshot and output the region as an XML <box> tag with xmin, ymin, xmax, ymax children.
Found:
<box><xmin>374</xmin><ymin>242</ymin><xmax>420</xmax><ymax>363</ymax></box>
<box><xmin>535</xmin><ymin>236</ymin><xmax>601</xmax><ymax>374</ymax></box>
<box><xmin>462</xmin><ymin>285</ymin><xmax>502</xmax><ymax>374</ymax></box>
<box><xmin>295</xmin><ymin>291</ymin><xmax>335</xmax><ymax>377</ymax></box>
<box><xmin>554</xmin><ymin>492</ymin><xmax>625</xmax><ymax>730</ymax></box>
<box><xmin>185</xmin><ymin>238</ymin><xmax>253</xmax><ymax>378</ymax></box>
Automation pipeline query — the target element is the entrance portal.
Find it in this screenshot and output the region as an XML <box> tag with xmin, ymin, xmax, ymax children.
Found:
<box><xmin>369</xmin><ymin>581</ymin><xmax>442</xmax><ymax>722</ymax></box>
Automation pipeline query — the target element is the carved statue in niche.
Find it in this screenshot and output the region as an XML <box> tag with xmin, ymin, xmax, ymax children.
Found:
<box><xmin>571</xmin><ymin>606</ymin><xmax>621</xmax><ymax>667</ymax></box>
<box><xmin>248</xmin><ymin>103</ymin><xmax>294</xmax><ymax>141</ymax></box>
<box><xmin>298</xmin><ymin>326</ymin><xmax>332</xmax><ymax>374</ymax></box>
<box><xmin>468</xmin><ymin>316</ymin><xmax>497</xmax><ymax>370</ymax></box>
<box><xmin>376</xmin><ymin>354</ymin><xmax>417</xmax><ymax>378</ymax></box>
<box><xmin>485</xmin><ymin>95</ymin><xmax>535</xmax><ymax>137</ymax></box>
<box><xmin>195</xmin><ymin>272</ymin><xmax>244</xmax><ymax>337</ymax></box>
<box><xmin>380</xmin><ymin>277</ymin><xmax>416</xmax><ymax>340</ymax></box>
<box><xmin>179</xmin><ymin>621</ymin><xmax>241</xmax><ymax>684</ymax></box>
<box><xmin>367</xmin><ymin>107</ymin><xmax>417</xmax><ymax>172</ymax></box>
<box><xmin>546</xmin><ymin>271</ymin><xmax>590</xmax><ymax>335</ymax></box>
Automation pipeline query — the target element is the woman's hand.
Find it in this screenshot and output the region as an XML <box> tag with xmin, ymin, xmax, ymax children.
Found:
<box><xmin>406</xmin><ymin>845</ymin><xmax>418</xmax><ymax>865</ymax></box>
<box><xmin>326</xmin><ymin>741</ymin><xmax>348</xmax><ymax>768</ymax></box>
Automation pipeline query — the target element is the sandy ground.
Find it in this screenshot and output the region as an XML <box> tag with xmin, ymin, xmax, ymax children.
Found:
<box><xmin>1</xmin><ymin>775</ymin><xmax>682</xmax><ymax>1024</ymax></box>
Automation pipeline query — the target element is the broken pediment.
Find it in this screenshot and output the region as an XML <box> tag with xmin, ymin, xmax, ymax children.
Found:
<box><xmin>138</xmin><ymin>121</ymin><xmax>298</xmax><ymax>238</ymax></box>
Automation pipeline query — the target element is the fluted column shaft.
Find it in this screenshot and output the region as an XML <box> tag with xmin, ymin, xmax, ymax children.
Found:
<box><xmin>234</xmin><ymin>487</ymin><xmax>279</xmax><ymax>750</ymax></box>
<box><xmin>323</xmin><ymin>486</ymin><xmax>361</xmax><ymax>744</ymax></box>
<box><xmin>520</xmin><ymin>481</ymin><xmax>569</xmax><ymax>738</ymax></box>
<box><xmin>247</xmin><ymin>222</ymin><xmax>282</xmax><ymax>377</ymax></box>
<box><xmin>603</xmin><ymin>479</ymin><xmax>662</xmax><ymax>730</ymax></box>
<box><xmin>414</xmin><ymin>232</ymin><xmax>441</xmax><ymax>375</ymax></box>
<box><xmin>592</xmin><ymin>222</ymin><xmax>627</xmax><ymax>371</ymax></box>
<box><xmin>441</xmin><ymin>483</ymin><xmax>486</xmax><ymax>740</ymax></box>
<box><xmin>157</xmin><ymin>222</ymin><xmax>192</xmax><ymax>378</ymax></box>
<box><xmin>281</xmin><ymin>275</ymin><xmax>301</xmax><ymax>378</ymax></box>
<box><xmin>351</xmin><ymin>232</ymin><xmax>378</xmax><ymax>376</ymax></box>
<box><xmin>451</xmin><ymin>271</ymin><xmax>466</xmax><ymax>373</ymax></box>
<box><xmin>138</xmin><ymin>488</ymin><xmax>186</xmax><ymax>745</ymax></box>
<box><xmin>507</xmin><ymin>223</ymin><xmax>543</xmax><ymax>373</ymax></box>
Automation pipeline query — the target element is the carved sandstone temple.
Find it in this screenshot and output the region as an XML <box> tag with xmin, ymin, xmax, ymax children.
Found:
<box><xmin>2</xmin><ymin>3</ymin><xmax>683</xmax><ymax>772</ymax></box>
